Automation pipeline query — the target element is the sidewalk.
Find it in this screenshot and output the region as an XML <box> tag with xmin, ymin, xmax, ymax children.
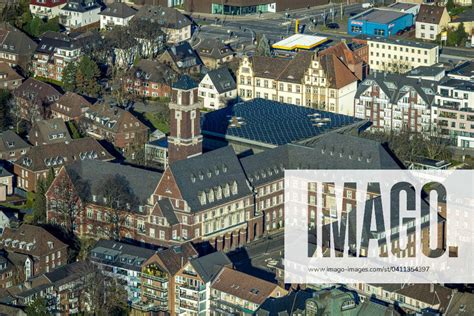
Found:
<box><xmin>180</xmin><ymin>3</ymin><xmax>338</xmax><ymax>22</ymax></box>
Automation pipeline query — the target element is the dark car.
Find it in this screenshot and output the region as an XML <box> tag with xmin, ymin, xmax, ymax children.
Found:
<box><xmin>326</xmin><ymin>23</ymin><xmax>339</xmax><ymax>29</ymax></box>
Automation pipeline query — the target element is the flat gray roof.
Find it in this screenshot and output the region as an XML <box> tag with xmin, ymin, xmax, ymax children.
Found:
<box><xmin>389</xmin><ymin>2</ymin><xmax>418</xmax><ymax>10</ymax></box>
<box><xmin>352</xmin><ymin>8</ymin><xmax>410</xmax><ymax>24</ymax></box>
<box><xmin>356</xmin><ymin>34</ymin><xmax>439</xmax><ymax>50</ymax></box>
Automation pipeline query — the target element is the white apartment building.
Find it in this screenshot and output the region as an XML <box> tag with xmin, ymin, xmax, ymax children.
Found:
<box><xmin>415</xmin><ymin>5</ymin><xmax>450</xmax><ymax>41</ymax></box>
<box><xmin>99</xmin><ymin>2</ymin><xmax>137</xmax><ymax>30</ymax></box>
<box><xmin>59</xmin><ymin>0</ymin><xmax>101</xmax><ymax>30</ymax></box>
<box><xmin>354</xmin><ymin>73</ymin><xmax>436</xmax><ymax>133</ymax></box>
<box><xmin>432</xmin><ymin>78</ymin><xmax>474</xmax><ymax>147</ymax></box>
<box><xmin>198</xmin><ymin>68</ymin><xmax>237</xmax><ymax>110</ymax></box>
<box><xmin>30</xmin><ymin>0</ymin><xmax>67</xmax><ymax>20</ymax></box>
<box><xmin>360</xmin><ymin>35</ymin><xmax>439</xmax><ymax>73</ymax></box>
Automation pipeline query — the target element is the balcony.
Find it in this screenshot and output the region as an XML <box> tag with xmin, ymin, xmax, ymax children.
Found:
<box><xmin>179</xmin><ymin>301</ymin><xmax>199</xmax><ymax>312</ymax></box>
<box><xmin>143</xmin><ymin>292</ymin><xmax>168</xmax><ymax>302</ymax></box>
<box><xmin>132</xmin><ymin>302</ymin><xmax>165</xmax><ymax>312</ymax></box>
<box><xmin>143</xmin><ymin>282</ymin><xmax>167</xmax><ymax>292</ymax></box>
<box><xmin>179</xmin><ymin>291</ymin><xmax>199</xmax><ymax>301</ymax></box>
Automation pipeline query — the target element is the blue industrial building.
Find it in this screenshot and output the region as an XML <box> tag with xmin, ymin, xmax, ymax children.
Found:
<box><xmin>348</xmin><ymin>8</ymin><xmax>414</xmax><ymax>38</ymax></box>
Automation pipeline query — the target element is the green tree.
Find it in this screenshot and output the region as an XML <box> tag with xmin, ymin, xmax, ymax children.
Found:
<box><xmin>455</xmin><ymin>22</ymin><xmax>468</xmax><ymax>46</ymax></box>
<box><xmin>76</xmin><ymin>56</ymin><xmax>100</xmax><ymax>97</ymax></box>
<box><xmin>62</xmin><ymin>62</ymin><xmax>78</xmax><ymax>92</ymax></box>
<box><xmin>446</xmin><ymin>0</ymin><xmax>455</xmax><ymax>12</ymax></box>
<box><xmin>25</xmin><ymin>297</ymin><xmax>50</xmax><ymax>316</ymax></box>
<box><xmin>255</xmin><ymin>34</ymin><xmax>272</xmax><ymax>57</ymax></box>
<box><xmin>26</xmin><ymin>16</ymin><xmax>42</xmax><ymax>37</ymax></box>
<box><xmin>40</xmin><ymin>16</ymin><xmax>60</xmax><ymax>34</ymax></box>
<box><xmin>447</xmin><ymin>23</ymin><xmax>469</xmax><ymax>47</ymax></box>
<box><xmin>0</xmin><ymin>90</ymin><xmax>11</xmax><ymax>131</ymax></box>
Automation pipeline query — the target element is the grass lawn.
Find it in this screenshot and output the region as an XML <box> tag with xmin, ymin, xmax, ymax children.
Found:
<box><xmin>144</xmin><ymin>112</ymin><xmax>170</xmax><ymax>133</ymax></box>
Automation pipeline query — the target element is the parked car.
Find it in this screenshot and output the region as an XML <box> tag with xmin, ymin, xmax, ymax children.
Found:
<box><xmin>326</xmin><ymin>23</ymin><xmax>339</xmax><ymax>29</ymax></box>
<box><xmin>362</xmin><ymin>2</ymin><xmax>373</xmax><ymax>8</ymax></box>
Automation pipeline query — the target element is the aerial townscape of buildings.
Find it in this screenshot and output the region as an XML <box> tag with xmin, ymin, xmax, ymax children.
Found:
<box><xmin>0</xmin><ymin>0</ymin><xmax>473</xmax><ymax>314</ymax></box>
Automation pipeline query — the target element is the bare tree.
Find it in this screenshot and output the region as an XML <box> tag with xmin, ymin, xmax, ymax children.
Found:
<box><xmin>129</xmin><ymin>19</ymin><xmax>167</xmax><ymax>58</ymax></box>
<box><xmin>382</xmin><ymin>59</ymin><xmax>412</xmax><ymax>74</ymax></box>
<box><xmin>47</xmin><ymin>169</ymin><xmax>87</xmax><ymax>236</ymax></box>
<box><xmin>78</xmin><ymin>261</ymin><xmax>129</xmax><ymax>315</ymax></box>
<box><xmin>97</xmin><ymin>174</ymin><xmax>139</xmax><ymax>240</ymax></box>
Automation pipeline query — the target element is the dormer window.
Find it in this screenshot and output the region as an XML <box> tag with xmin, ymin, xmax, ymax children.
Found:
<box><xmin>208</xmin><ymin>190</ymin><xmax>214</xmax><ymax>203</ymax></box>
<box><xmin>231</xmin><ymin>181</ymin><xmax>238</xmax><ymax>195</ymax></box>
<box><xmin>199</xmin><ymin>192</ymin><xmax>206</xmax><ymax>205</ymax></box>
<box><xmin>224</xmin><ymin>183</ymin><xmax>230</xmax><ymax>197</ymax></box>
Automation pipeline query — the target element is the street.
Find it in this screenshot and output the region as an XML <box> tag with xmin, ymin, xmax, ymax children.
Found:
<box><xmin>191</xmin><ymin>3</ymin><xmax>474</xmax><ymax>61</ymax></box>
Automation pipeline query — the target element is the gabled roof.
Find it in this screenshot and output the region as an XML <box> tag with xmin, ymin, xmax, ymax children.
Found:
<box><xmin>61</xmin><ymin>0</ymin><xmax>100</xmax><ymax>13</ymax></box>
<box><xmin>394</xmin><ymin>284</ymin><xmax>453</xmax><ymax>312</ymax></box>
<box><xmin>154</xmin><ymin>243</ymin><xmax>198</xmax><ymax>275</ymax></box>
<box><xmin>196</xmin><ymin>38</ymin><xmax>234</xmax><ymax>59</ymax></box>
<box><xmin>355</xmin><ymin>73</ymin><xmax>437</xmax><ymax>105</ymax></box>
<box><xmin>165</xmin><ymin>41</ymin><xmax>201</xmax><ymax>69</ymax></box>
<box><xmin>134</xmin><ymin>5</ymin><xmax>191</xmax><ymax>29</ymax></box>
<box><xmin>319</xmin><ymin>53</ymin><xmax>358</xmax><ymax>89</ymax></box>
<box><xmin>64</xmin><ymin>159</ymin><xmax>161</xmax><ymax>205</ymax></box>
<box><xmin>52</xmin><ymin>92</ymin><xmax>91</xmax><ymax>118</ymax></box>
<box><xmin>205</xmin><ymin>67</ymin><xmax>236</xmax><ymax>94</ymax></box>
<box><xmin>190</xmin><ymin>251</ymin><xmax>231</xmax><ymax>283</ymax></box>
<box><xmin>99</xmin><ymin>2</ymin><xmax>137</xmax><ymax>18</ymax></box>
<box><xmin>44</xmin><ymin>260</ymin><xmax>88</xmax><ymax>286</ymax></box>
<box><xmin>173</xmin><ymin>74</ymin><xmax>197</xmax><ymax>90</ymax></box>
<box><xmin>84</xmin><ymin>103</ymin><xmax>149</xmax><ymax>133</ymax></box>
<box><xmin>0</xmin><ymin>22</ymin><xmax>37</xmax><ymax>56</ymax></box>
<box><xmin>241</xmin><ymin>133</ymin><xmax>403</xmax><ymax>187</ymax></box>
<box><xmin>0</xmin><ymin>130</ymin><xmax>30</xmax><ymax>153</ymax></box>
<box><xmin>0</xmin><ymin>62</ymin><xmax>23</xmax><ymax>83</ymax></box>
<box><xmin>36</xmin><ymin>32</ymin><xmax>78</xmax><ymax>55</ymax></box>
<box><xmin>13</xmin><ymin>78</ymin><xmax>61</xmax><ymax>105</ymax></box>
<box><xmin>28</xmin><ymin>118</ymin><xmax>72</xmax><ymax>145</ymax></box>
<box><xmin>416</xmin><ymin>4</ymin><xmax>447</xmax><ymax>25</ymax></box>
<box><xmin>129</xmin><ymin>59</ymin><xmax>177</xmax><ymax>84</ymax></box>
<box><xmin>212</xmin><ymin>267</ymin><xmax>283</xmax><ymax>305</ymax></box>
<box><xmin>16</xmin><ymin>137</ymin><xmax>113</xmax><ymax>172</ymax></box>
<box><xmin>0</xmin><ymin>224</ymin><xmax>68</xmax><ymax>258</ymax></box>
<box><xmin>168</xmin><ymin>146</ymin><xmax>252</xmax><ymax>213</ymax></box>
<box><xmin>249</xmin><ymin>51</ymin><xmax>313</xmax><ymax>83</ymax></box>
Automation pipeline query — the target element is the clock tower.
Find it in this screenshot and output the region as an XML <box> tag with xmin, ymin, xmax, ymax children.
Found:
<box><xmin>168</xmin><ymin>75</ymin><xmax>203</xmax><ymax>164</ymax></box>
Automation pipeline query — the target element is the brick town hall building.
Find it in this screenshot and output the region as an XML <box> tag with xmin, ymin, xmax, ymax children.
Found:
<box><xmin>46</xmin><ymin>76</ymin><xmax>406</xmax><ymax>252</ymax></box>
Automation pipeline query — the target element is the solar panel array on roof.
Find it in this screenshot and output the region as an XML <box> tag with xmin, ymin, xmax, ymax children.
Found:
<box><xmin>201</xmin><ymin>98</ymin><xmax>362</xmax><ymax>146</ymax></box>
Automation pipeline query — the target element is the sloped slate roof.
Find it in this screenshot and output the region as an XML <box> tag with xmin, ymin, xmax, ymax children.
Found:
<box><xmin>169</xmin><ymin>146</ymin><xmax>252</xmax><ymax>213</ymax></box>
<box><xmin>99</xmin><ymin>2</ymin><xmax>137</xmax><ymax>18</ymax></box>
<box><xmin>241</xmin><ymin>133</ymin><xmax>403</xmax><ymax>187</ymax></box>
<box><xmin>64</xmin><ymin>159</ymin><xmax>161</xmax><ymax>205</ymax></box>
<box><xmin>206</xmin><ymin>67</ymin><xmax>236</xmax><ymax>94</ymax></box>
<box><xmin>416</xmin><ymin>4</ymin><xmax>447</xmax><ymax>25</ymax></box>
<box><xmin>355</xmin><ymin>73</ymin><xmax>437</xmax><ymax>105</ymax></box>
<box><xmin>173</xmin><ymin>74</ymin><xmax>197</xmax><ymax>90</ymax></box>
<box><xmin>190</xmin><ymin>251</ymin><xmax>231</xmax><ymax>283</ymax></box>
